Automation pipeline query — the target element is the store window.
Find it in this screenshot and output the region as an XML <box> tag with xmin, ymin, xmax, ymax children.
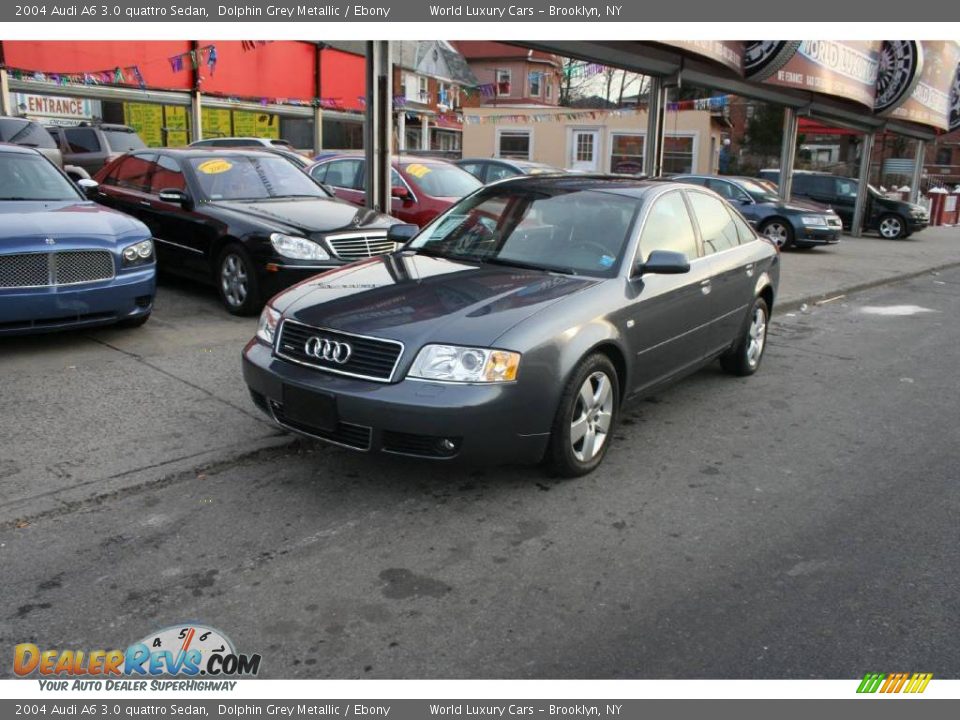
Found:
<box><xmin>662</xmin><ymin>135</ymin><xmax>695</xmax><ymax>175</ymax></box>
<box><xmin>497</xmin><ymin>69</ymin><xmax>512</xmax><ymax>96</ymax></box>
<box><xmin>433</xmin><ymin>130</ymin><xmax>461</xmax><ymax>152</ymax></box>
<box><xmin>497</xmin><ymin>130</ymin><xmax>531</xmax><ymax>160</ymax></box>
<box><xmin>610</xmin><ymin>133</ymin><xmax>644</xmax><ymax>175</ymax></box>
<box><xmin>529</xmin><ymin>72</ymin><xmax>541</xmax><ymax>97</ymax></box>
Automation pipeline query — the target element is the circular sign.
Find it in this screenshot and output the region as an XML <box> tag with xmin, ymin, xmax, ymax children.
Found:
<box><xmin>874</xmin><ymin>40</ymin><xmax>924</xmax><ymax>114</ymax></box>
<box><xmin>743</xmin><ymin>41</ymin><xmax>801</xmax><ymax>81</ymax></box>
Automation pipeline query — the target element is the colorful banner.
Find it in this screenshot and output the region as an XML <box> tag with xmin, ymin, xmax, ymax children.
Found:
<box><xmin>763</xmin><ymin>40</ymin><xmax>880</xmax><ymax>108</ymax></box>
<box><xmin>661</xmin><ymin>41</ymin><xmax>744</xmax><ymax>74</ymax></box>
<box><xmin>888</xmin><ymin>41</ymin><xmax>960</xmax><ymax>130</ymax></box>
<box><xmin>463</xmin><ymin>95</ymin><xmax>729</xmax><ymax>125</ymax></box>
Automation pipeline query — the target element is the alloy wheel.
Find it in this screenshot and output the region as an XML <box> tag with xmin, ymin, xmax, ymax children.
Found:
<box><xmin>570</xmin><ymin>371</ymin><xmax>614</xmax><ymax>462</ymax></box>
<box><xmin>221</xmin><ymin>253</ymin><xmax>248</xmax><ymax>308</ymax></box>
<box><xmin>746</xmin><ymin>305</ymin><xmax>767</xmax><ymax>368</ymax></box>
<box><xmin>764</xmin><ymin>222</ymin><xmax>789</xmax><ymax>247</ymax></box>
<box><xmin>879</xmin><ymin>216</ymin><xmax>903</xmax><ymax>239</ymax></box>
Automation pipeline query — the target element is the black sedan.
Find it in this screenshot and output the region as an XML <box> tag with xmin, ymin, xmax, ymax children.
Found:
<box><xmin>674</xmin><ymin>174</ymin><xmax>842</xmax><ymax>249</ymax></box>
<box><xmin>90</xmin><ymin>148</ymin><xmax>406</xmax><ymax>314</ymax></box>
<box><xmin>243</xmin><ymin>176</ymin><xmax>779</xmax><ymax>476</ymax></box>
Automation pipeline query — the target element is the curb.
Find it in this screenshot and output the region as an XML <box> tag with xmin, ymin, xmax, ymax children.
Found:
<box><xmin>776</xmin><ymin>259</ymin><xmax>960</xmax><ymax>313</ymax></box>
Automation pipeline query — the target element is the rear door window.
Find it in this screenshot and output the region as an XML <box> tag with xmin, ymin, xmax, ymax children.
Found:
<box><xmin>322</xmin><ymin>159</ymin><xmax>363</xmax><ymax>190</ymax></box>
<box><xmin>64</xmin><ymin>128</ymin><xmax>102</xmax><ymax>154</ymax></box>
<box><xmin>149</xmin><ymin>155</ymin><xmax>186</xmax><ymax>194</ymax></box>
<box><xmin>114</xmin><ymin>154</ymin><xmax>156</xmax><ymax>191</ymax></box>
<box><xmin>687</xmin><ymin>191</ymin><xmax>741</xmax><ymax>254</ymax></box>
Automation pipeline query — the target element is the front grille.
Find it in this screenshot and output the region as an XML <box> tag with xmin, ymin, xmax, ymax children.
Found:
<box><xmin>275</xmin><ymin>320</ymin><xmax>403</xmax><ymax>382</ymax></box>
<box><xmin>326</xmin><ymin>232</ymin><xmax>397</xmax><ymax>261</ymax></box>
<box><xmin>271</xmin><ymin>401</ymin><xmax>372</xmax><ymax>450</ymax></box>
<box><xmin>0</xmin><ymin>251</ymin><xmax>115</xmax><ymax>289</ymax></box>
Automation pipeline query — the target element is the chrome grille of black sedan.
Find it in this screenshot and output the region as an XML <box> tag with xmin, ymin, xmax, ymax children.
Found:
<box><xmin>275</xmin><ymin>320</ymin><xmax>404</xmax><ymax>382</ymax></box>
<box><xmin>326</xmin><ymin>232</ymin><xmax>397</xmax><ymax>261</ymax></box>
<box><xmin>0</xmin><ymin>251</ymin><xmax>115</xmax><ymax>289</ymax></box>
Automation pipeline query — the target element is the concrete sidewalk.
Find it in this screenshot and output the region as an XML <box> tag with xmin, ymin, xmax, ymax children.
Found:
<box><xmin>777</xmin><ymin>225</ymin><xmax>960</xmax><ymax>308</ymax></box>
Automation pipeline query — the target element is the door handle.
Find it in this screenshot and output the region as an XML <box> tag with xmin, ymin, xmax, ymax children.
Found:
<box><xmin>139</xmin><ymin>200</ymin><xmax>152</xmax><ymax>208</ymax></box>
<box><xmin>700</xmin><ymin>279</ymin><xmax>712</xmax><ymax>295</ymax></box>
<box><xmin>745</xmin><ymin>263</ymin><xmax>755</xmax><ymax>277</ymax></box>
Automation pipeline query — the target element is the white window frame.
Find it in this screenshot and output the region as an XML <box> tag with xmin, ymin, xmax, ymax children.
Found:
<box><xmin>495</xmin><ymin>127</ymin><xmax>533</xmax><ymax>160</ymax></box>
<box><xmin>662</xmin><ymin>132</ymin><xmax>700</xmax><ymax>175</ymax></box>
<box><xmin>404</xmin><ymin>73</ymin><xmax>419</xmax><ymax>102</ymax></box>
<box><xmin>529</xmin><ymin>72</ymin><xmax>541</xmax><ymax>97</ymax></box>
<box><xmin>418</xmin><ymin>76</ymin><xmax>430</xmax><ymax>104</ymax></box>
<box><xmin>496</xmin><ymin>69</ymin><xmax>512</xmax><ymax>97</ymax></box>
<box><xmin>608</xmin><ymin>131</ymin><xmax>646</xmax><ymax>174</ymax></box>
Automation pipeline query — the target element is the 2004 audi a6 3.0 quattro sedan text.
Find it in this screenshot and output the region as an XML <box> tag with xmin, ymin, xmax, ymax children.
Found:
<box><xmin>243</xmin><ymin>176</ymin><xmax>780</xmax><ymax>476</ymax></box>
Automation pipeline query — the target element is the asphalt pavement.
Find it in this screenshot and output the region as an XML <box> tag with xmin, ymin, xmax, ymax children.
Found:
<box><xmin>1</xmin><ymin>239</ymin><xmax>958</xmax><ymax>679</ymax></box>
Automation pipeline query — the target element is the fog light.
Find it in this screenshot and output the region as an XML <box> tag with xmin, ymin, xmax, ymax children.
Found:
<box><xmin>439</xmin><ymin>438</ymin><xmax>457</xmax><ymax>452</ymax></box>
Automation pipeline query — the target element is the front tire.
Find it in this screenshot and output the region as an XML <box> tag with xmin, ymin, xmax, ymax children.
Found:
<box><xmin>721</xmin><ymin>297</ymin><xmax>769</xmax><ymax>376</ymax></box>
<box><xmin>216</xmin><ymin>244</ymin><xmax>262</xmax><ymax>316</ymax></box>
<box><xmin>878</xmin><ymin>214</ymin><xmax>907</xmax><ymax>239</ymax></box>
<box><xmin>760</xmin><ymin>219</ymin><xmax>794</xmax><ymax>249</ymax></box>
<box><xmin>545</xmin><ymin>353</ymin><xmax>619</xmax><ymax>477</ymax></box>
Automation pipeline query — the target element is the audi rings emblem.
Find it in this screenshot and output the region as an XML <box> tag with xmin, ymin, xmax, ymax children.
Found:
<box><xmin>304</xmin><ymin>337</ymin><xmax>353</xmax><ymax>364</ymax></box>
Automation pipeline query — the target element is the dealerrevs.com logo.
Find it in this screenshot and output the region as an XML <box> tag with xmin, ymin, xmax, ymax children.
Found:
<box><xmin>856</xmin><ymin>672</ymin><xmax>933</xmax><ymax>694</ymax></box>
<box><xmin>14</xmin><ymin>624</ymin><xmax>261</xmax><ymax>690</ymax></box>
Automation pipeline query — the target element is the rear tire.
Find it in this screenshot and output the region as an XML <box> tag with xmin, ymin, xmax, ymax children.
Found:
<box><xmin>216</xmin><ymin>244</ymin><xmax>262</xmax><ymax>316</ymax></box>
<box><xmin>545</xmin><ymin>353</ymin><xmax>619</xmax><ymax>477</ymax></box>
<box><xmin>721</xmin><ymin>297</ymin><xmax>769</xmax><ymax>376</ymax></box>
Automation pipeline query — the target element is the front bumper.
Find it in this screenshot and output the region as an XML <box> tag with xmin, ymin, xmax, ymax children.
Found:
<box><xmin>0</xmin><ymin>266</ymin><xmax>155</xmax><ymax>335</ymax></box>
<box><xmin>794</xmin><ymin>222</ymin><xmax>841</xmax><ymax>245</ymax></box>
<box><xmin>907</xmin><ymin>217</ymin><xmax>929</xmax><ymax>233</ymax></box>
<box><xmin>242</xmin><ymin>340</ymin><xmax>551</xmax><ymax>465</ymax></box>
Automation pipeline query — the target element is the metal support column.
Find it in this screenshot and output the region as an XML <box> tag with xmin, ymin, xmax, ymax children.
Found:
<box><xmin>910</xmin><ymin>140</ymin><xmax>925</xmax><ymax>204</ymax></box>
<box><xmin>364</xmin><ymin>40</ymin><xmax>393</xmax><ymax>213</ymax></box>
<box><xmin>778</xmin><ymin>107</ymin><xmax>799</xmax><ymax>202</ymax></box>
<box><xmin>0</xmin><ymin>68</ymin><xmax>11</xmax><ymax>116</ymax></box>
<box><xmin>312</xmin><ymin>105</ymin><xmax>323</xmax><ymax>155</ymax></box>
<box><xmin>189</xmin><ymin>90</ymin><xmax>203</xmax><ymax>143</ymax></box>
<box><xmin>397</xmin><ymin>110</ymin><xmax>406</xmax><ymax>151</ymax></box>
<box><xmin>421</xmin><ymin>114</ymin><xmax>430</xmax><ymax>151</ymax></box>
<box><xmin>643</xmin><ymin>77</ymin><xmax>667</xmax><ymax>177</ymax></box>
<box><xmin>852</xmin><ymin>131</ymin><xmax>876</xmax><ymax>238</ymax></box>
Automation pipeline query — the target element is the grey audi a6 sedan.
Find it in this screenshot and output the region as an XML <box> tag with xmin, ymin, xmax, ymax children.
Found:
<box><xmin>243</xmin><ymin>176</ymin><xmax>780</xmax><ymax>476</ymax></box>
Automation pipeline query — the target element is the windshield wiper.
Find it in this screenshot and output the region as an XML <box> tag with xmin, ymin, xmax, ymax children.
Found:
<box><xmin>481</xmin><ymin>256</ymin><xmax>579</xmax><ymax>276</ymax></box>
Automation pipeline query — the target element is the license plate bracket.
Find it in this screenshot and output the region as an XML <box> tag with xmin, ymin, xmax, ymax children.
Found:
<box><xmin>281</xmin><ymin>385</ymin><xmax>338</xmax><ymax>432</ymax></box>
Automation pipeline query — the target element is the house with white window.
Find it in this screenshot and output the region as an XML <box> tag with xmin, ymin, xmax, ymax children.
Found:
<box><xmin>451</xmin><ymin>41</ymin><xmax>563</xmax><ymax>107</ymax></box>
<box><xmin>462</xmin><ymin>106</ymin><xmax>724</xmax><ymax>175</ymax></box>
<box><xmin>393</xmin><ymin>41</ymin><xmax>477</xmax><ymax>153</ymax></box>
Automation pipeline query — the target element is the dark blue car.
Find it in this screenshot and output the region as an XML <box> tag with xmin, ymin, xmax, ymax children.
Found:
<box><xmin>674</xmin><ymin>174</ymin><xmax>842</xmax><ymax>249</ymax></box>
<box><xmin>0</xmin><ymin>144</ymin><xmax>156</xmax><ymax>335</ymax></box>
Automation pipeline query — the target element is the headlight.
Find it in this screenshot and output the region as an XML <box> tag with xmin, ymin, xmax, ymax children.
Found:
<box><xmin>800</xmin><ymin>215</ymin><xmax>827</xmax><ymax>226</ymax></box>
<box><xmin>270</xmin><ymin>233</ymin><xmax>330</xmax><ymax>261</ymax></box>
<box><xmin>122</xmin><ymin>239</ymin><xmax>154</xmax><ymax>266</ymax></box>
<box><xmin>256</xmin><ymin>305</ymin><xmax>281</xmax><ymax>345</ymax></box>
<box><xmin>409</xmin><ymin>344</ymin><xmax>521</xmax><ymax>383</ymax></box>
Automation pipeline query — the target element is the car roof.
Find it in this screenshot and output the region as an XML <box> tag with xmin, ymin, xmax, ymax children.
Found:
<box><xmin>0</xmin><ymin>142</ymin><xmax>40</xmax><ymax>155</ymax></box>
<box><xmin>483</xmin><ymin>174</ymin><xmax>686</xmax><ymax>198</ymax></box>
<box><xmin>312</xmin><ymin>152</ymin><xmax>455</xmax><ymax>165</ymax></box>
<box><xmin>137</xmin><ymin>147</ymin><xmax>279</xmax><ymax>158</ymax></box>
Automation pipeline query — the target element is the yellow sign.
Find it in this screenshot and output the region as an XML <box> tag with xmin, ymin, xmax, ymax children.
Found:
<box><xmin>405</xmin><ymin>163</ymin><xmax>432</xmax><ymax>179</ymax></box>
<box><xmin>196</xmin><ymin>159</ymin><xmax>234</xmax><ymax>175</ymax></box>
<box><xmin>123</xmin><ymin>103</ymin><xmax>164</xmax><ymax>147</ymax></box>
<box><xmin>165</xmin><ymin>106</ymin><xmax>189</xmax><ymax>147</ymax></box>
<box><xmin>201</xmin><ymin>107</ymin><xmax>232</xmax><ymax>139</ymax></box>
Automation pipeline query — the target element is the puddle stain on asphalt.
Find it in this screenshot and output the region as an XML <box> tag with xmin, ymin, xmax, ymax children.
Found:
<box><xmin>378</xmin><ymin>569</ymin><xmax>452</xmax><ymax>599</ymax></box>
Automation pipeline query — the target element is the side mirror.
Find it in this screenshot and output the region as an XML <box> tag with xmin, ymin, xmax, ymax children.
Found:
<box><xmin>387</xmin><ymin>223</ymin><xmax>419</xmax><ymax>243</ymax></box>
<box><xmin>737</xmin><ymin>196</ymin><xmax>753</xmax><ymax>205</ymax></box>
<box><xmin>636</xmin><ymin>250</ymin><xmax>690</xmax><ymax>276</ymax></box>
<box><xmin>76</xmin><ymin>178</ymin><xmax>99</xmax><ymax>192</ymax></box>
<box><xmin>392</xmin><ymin>185</ymin><xmax>412</xmax><ymax>200</ymax></box>
<box><xmin>158</xmin><ymin>188</ymin><xmax>189</xmax><ymax>206</ymax></box>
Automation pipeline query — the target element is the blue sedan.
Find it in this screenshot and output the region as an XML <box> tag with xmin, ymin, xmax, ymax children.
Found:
<box><xmin>0</xmin><ymin>144</ymin><xmax>156</xmax><ymax>335</ymax></box>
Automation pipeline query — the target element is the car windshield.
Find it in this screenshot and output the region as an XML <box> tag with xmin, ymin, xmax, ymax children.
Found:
<box><xmin>409</xmin><ymin>188</ymin><xmax>641</xmax><ymax>278</ymax></box>
<box><xmin>736</xmin><ymin>178</ymin><xmax>779</xmax><ymax>201</ymax></box>
<box><xmin>402</xmin><ymin>162</ymin><xmax>482</xmax><ymax>197</ymax></box>
<box><xmin>0</xmin><ymin>152</ymin><xmax>81</xmax><ymax>201</ymax></box>
<box><xmin>102</xmin><ymin>130</ymin><xmax>146</xmax><ymax>153</ymax></box>
<box><xmin>188</xmin><ymin>155</ymin><xmax>328</xmax><ymax>201</ymax></box>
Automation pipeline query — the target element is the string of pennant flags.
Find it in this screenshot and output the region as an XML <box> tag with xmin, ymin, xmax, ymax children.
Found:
<box><xmin>462</xmin><ymin>95</ymin><xmax>731</xmax><ymax>125</ymax></box>
<box><xmin>5</xmin><ymin>66</ymin><xmax>148</xmax><ymax>89</ymax></box>
<box><xmin>167</xmin><ymin>45</ymin><xmax>217</xmax><ymax>75</ymax></box>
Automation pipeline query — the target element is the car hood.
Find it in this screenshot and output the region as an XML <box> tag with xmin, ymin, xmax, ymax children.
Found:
<box><xmin>275</xmin><ymin>252</ymin><xmax>601</xmax><ymax>349</ymax></box>
<box><xmin>0</xmin><ymin>200</ymin><xmax>147</xmax><ymax>247</ymax></box>
<box><xmin>774</xmin><ymin>197</ymin><xmax>833</xmax><ymax>213</ymax></box>
<box><xmin>206</xmin><ymin>197</ymin><xmax>396</xmax><ymax>234</ymax></box>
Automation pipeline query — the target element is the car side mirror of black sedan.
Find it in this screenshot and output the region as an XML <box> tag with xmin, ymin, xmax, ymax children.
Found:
<box><xmin>637</xmin><ymin>250</ymin><xmax>690</xmax><ymax>276</ymax></box>
<box><xmin>158</xmin><ymin>188</ymin><xmax>191</xmax><ymax>208</ymax></box>
<box><xmin>387</xmin><ymin>223</ymin><xmax>420</xmax><ymax>244</ymax></box>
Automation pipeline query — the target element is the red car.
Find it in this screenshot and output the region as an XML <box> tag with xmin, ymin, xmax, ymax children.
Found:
<box><xmin>306</xmin><ymin>154</ymin><xmax>482</xmax><ymax>227</ymax></box>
